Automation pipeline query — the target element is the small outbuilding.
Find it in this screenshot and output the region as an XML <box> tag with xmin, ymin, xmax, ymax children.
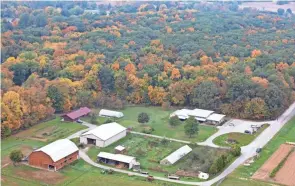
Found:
<box><xmin>160</xmin><ymin>145</ymin><xmax>192</xmax><ymax>165</ymax></box>
<box><xmin>206</xmin><ymin>113</ymin><xmax>226</xmax><ymax>125</ymax></box>
<box><xmin>115</xmin><ymin>145</ymin><xmax>126</xmax><ymax>154</ymax></box>
<box><xmin>62</xmin><ymin>107</ymin><xmax>91</xmax><ymax>122</ymax></box>
<box><xmin>28</xmin><ymin>139</ymin><xmax>79</xmax><ymax>171</ymax></box>
<box><xmin>97</xmin><ymin>152</ymin><xmax>137</xmax><ymax>169</ymax></box>
<box><xmin>99</xmin><ymin>109</ymin><xmax>124</xmax><ymax>118</ymax></box>
<box><xmin>80</xmin><ymin>122</ymin><xmax>127</xmax><ymax>147</ymax></box>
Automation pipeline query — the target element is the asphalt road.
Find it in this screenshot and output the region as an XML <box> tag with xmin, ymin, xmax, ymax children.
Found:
<box><xmin>77</xmin><ymin>102</ymin><xmax>295</xmax><ymax>186</ymax></box>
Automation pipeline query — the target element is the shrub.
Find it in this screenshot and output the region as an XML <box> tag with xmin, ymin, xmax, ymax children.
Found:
<box><xmin>10</xmin><ymin>150</ymin><xmax>24</xmax><ymax>165</ymax></box>
<box><xmin>138</xmin><ymin>112</ymin><xmax>150</xmax><ymax>124</ymax></box>
<box><xmin>90</xmin><ymin>113</ymin><xmax>99</xmax><ymax>125</ymax></box>
<box><xmin>230</xmin><ymin>145</ymin><xmax>241</xmax><ymax>157</ymax></box>
<box><xmin>169</xmin><ymin>116</ymin><xmax>181</xmax><ymax>127</ymax></box>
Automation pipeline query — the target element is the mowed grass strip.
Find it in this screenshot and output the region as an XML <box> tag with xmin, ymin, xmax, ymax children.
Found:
<box><xmin>219</xmin><ymin>117</ymin><xmax>295</xmax><ymax>186</ymax></box>
<box><xmin>213</xmin><ymin>124</ymin><xmax>269</xmax><ymax>147</ymax></box>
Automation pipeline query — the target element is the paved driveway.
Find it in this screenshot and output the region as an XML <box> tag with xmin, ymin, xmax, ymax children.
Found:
<box><xmin>197</xmin><ymin>119</ymin><xmax>274</xmax><ymax>148</ymax></box>
<box><xmin>67</xmin><ymin>121</ymin><xmax>96</xmax><ymax>139</ymax></box>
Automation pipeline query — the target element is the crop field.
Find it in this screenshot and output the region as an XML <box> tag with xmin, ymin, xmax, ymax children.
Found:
<box><xmin>83</xmin><ymin>106</ymin><xmax>218</xmax><ymax>142</ymax></box>
<box><xmin>219</xmin><ymin>117</ymin><xmax>295</xmax><ymax>186</ymax></box>
<box><xmin>87</xmin><ymin>134</ymin><xmax>228</xmax><ymax>180</ymax></box>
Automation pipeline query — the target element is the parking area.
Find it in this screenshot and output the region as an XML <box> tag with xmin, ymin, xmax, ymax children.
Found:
<box><xmin>198</xmin><ymin>119</ymin><xmax>274</xmax><ymax>148</ymax></box>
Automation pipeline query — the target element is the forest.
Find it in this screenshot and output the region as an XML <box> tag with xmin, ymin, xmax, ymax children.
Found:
<box><xmin>1</xmin><ymin>1</ymin><xmax>295</xmax><ymax>137</ymax></box>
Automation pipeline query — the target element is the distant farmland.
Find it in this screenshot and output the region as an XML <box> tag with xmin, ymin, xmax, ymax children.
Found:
<box><xmin>239</xmin><ymin>2</ymin><xmax>295</xmax><ymax>12</ymax></box>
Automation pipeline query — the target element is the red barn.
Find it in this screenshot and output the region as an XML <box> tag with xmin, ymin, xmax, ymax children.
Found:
<box><xmin>62</xmin><ymin>107</ymin><xmax>91</xmax><ymax>122</ymax></box>
<box><xmin>28</xmin><ymin>139</ymin><xmax>79</xmax><ymax>171</ymax></box>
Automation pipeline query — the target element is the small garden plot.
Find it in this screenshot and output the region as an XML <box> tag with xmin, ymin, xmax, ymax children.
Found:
<box><xmin>88</xmin><ymin>134</ymin><xmax>229</xmax><ymax>180</ymax></box>
<box><xmin>14</xmin><ymin>117</ymin><xmax>87</xmax><ymax>142</ymax></box>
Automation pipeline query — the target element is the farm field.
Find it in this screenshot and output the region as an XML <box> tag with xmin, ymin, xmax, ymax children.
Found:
<box><xmin>213</xmin><ymin>124</ymin><xmax>269</xmax><ymax>147</ymax></box>
<box><xmin>219</xmin><ymin>117</ymin><xmax>295</xmax><ymax>186</ymax></box>
<box><xmin>274</xmin><ymin>150</ymin><xmax>295</xmax><ymax>186</ymax></box>
<box><xmin>252</xmin><ymin>143</ymin><xmax>294</xmax><ymax>181</ymax></box>
<box><xmin>87</xmin><ymin>133</ymin><xmax>228</xmax><ymax>181</ymax></box>
<box><xmin>83</xmin><ymin>106</ymin><xmax>218</xmax><ymax>142</ymax></box>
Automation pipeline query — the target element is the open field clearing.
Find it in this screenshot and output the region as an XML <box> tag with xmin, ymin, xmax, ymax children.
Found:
<box><xmin>219</xmin><ymin>117</ymin><xmax>295</xmax><ymax>186</ymax></box>
<box><xmin>83</xmin><ymin>106</ymin><xmax>217</xmax><ymax>142</ymax></box>
<box><xmin>213</xmin><ymin>124</ymin><xmax>269</xmax><ymax>147</ymax></box>
<box><xmin>239</xmin><ymin>2</ymin><xmax>295</xmax><ymax>12</ymax></box>
<box><xmin>13</xmin><ymin>117</ymin><xmax>87</xmax><ymax>142</ymax></box>
<box><xmin>252</xmin><ymin>143</ymin><xmax>294</xmax><ymax>181</ymax></box>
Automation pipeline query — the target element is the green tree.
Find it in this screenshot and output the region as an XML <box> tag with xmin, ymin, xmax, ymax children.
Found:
<box><xmin>230</xmin><ymin>145</ymin><xmax>241</xmax><ymax>157</ymax></box>
<box><xmin>169</xmin><ymin>116</ymin><xmax>181</xmax><ymax>127</ymax></box>
<box><xmin>90</xmin><ymin>113</ymin><xmax>99</xmax><ymax>125</ymax></box>
<box><xmin>138</xmin><ymin>112</ymin><xmax>150</xmax><ymax>124</ymax></box>
<box><xmin>277</xmin><ymin>8</ymin><xmax>285</xmax><ymax>16</ymax></box>
<box><xmin>184</xmin><ymin>117</ymin><xmax>199</xmax><ymax>138</ymax></box>
<box><xmin>19</xmin><ymin>13</ymin><xmax>30</xmax><ymax>28</ymax></box>
<box><xmin>98</xmin><ymin>67</ymin><xmax>115</xmax><ymax>93</ymax></box>
<box><xmin>10</xmin><ymin>150</ymin><xmax>23</xmax><ymax>166</ymax></box>
<box><xmin>47</xmin><ymin>85</ymin><xmax>64</xmax><ymax>112</ymax></box>
<box><xmin>35</xmin><ymin>13</ymin><xmax>48</xmax><ymax>27</ymax></box>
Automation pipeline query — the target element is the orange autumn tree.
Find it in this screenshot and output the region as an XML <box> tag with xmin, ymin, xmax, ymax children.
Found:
<box><xmin>147</xmin><ymin>86</ymin><xmax>167</xmax><ymax>105</ymax></box>
<box><xmin>170</xmin><ymin>68</ymin><xmax>181</xmax><ymax>80</ymax></box>
<box><xmin>251</xmin><ymin>49</ymin><xmax>262</xmax><ymax>58</ymax></box>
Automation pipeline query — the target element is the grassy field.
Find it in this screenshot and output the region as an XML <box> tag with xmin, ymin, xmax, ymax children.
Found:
<box><xmin>83</xmin><ymin>106</ymin><xmax>217</xmax><ymax>142</ymax></box>
<box><xmin>87</xmin><ymin>133</ymin><xmax>228</xmax><ymax>181</ymax></box>
<box><xmin>213</xmin><ymin>124</ymin><xmax>269</xmax><ymax>147</ymax></box>
<box><xmin>219</xmin><ymin>117</ymin><xmax>295</xmax><ymax>186</ymax></box>
<box><xmin>2</xmin><ymin>160</ymin><xmax>183</xmax><ymax>186</ymax></box>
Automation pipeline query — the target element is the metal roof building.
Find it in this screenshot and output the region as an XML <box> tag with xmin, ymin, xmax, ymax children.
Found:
<box><xmin>99</xmin><ymin>109</ymin><xmax>124</xmax><ymax>118</ymax></box>
<box><xmin>28</xmin><ymin>139</ymin><xmax>79</xmax><ymax>171</ymax></box>
<box><xmin>97</xmin><ymin>152</ymin><xmax>137</xmax><ymax>169</ymax></box>
<box><xmin>80</xmin><ymin>122</ymin><xmax>127</xmax><ymax>147</ymax></box>
<box><xmin>160</xmin><ymin>145</ymin><xmax>192</xmax><ymax>165</ymax></box>
<box><xmin>62</xmin><ymin>107</ymin><xmax>91</xmax><ymax>121</ymax></box>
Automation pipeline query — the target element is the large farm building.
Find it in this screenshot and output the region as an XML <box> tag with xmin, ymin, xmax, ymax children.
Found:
<box><xmin>80</xmin><ymin>122</ymin><xmax>127</xmax><ymax>147</ymax></box>
<box><xmin>170</xmin><ymin>108</ymin><xmax>226</xmax><ymax>125</ymax></box>
<box><xmin>28</xmin><ymin>139</ymin><xmax>79</xmax><ymax>171</ymax></box>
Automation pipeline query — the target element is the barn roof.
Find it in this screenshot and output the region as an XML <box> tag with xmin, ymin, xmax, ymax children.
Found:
<box><xmin>99</xmin><ymin>109</ymin><xmax>124</xmax><ymax>118</ymax></box>
<box><xmin>207</xmin><ymin>113</ymin><xmax>226</xmax><ymax>122</ymax></box>
<box><xmin>98</xmin><ymin>152</ymin><xmax>135</xmax><ymax>163</ymax></box>
<box><xmin>171</xmin><ymin>108</ymin><xmax>214</xmax><ymax>119</ymax></box>
<box><xmin>81</xmin><ymin>122</ymin><xmax>126</xmax><ymax>140</ymax></box>
<box><xmin>161</xmin><ymin>145</ymin><xmax>192</xmax><ymax>164</ymax></box>
<box><xmin>35</xmin><ymin>139</ymin><xmax>78</xmax><ymax>162</ymax></box>
<box><xmin>64</xmin><ymin>107</ymin><xmax>91</xmax><ymax>120</ymax></box>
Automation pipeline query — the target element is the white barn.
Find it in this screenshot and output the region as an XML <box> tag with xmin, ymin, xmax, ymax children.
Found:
<box><xmin>97</xmin><ymin>152</ymin><xmax>137</xmax><ymax>169</ymax></box>
<box><xmin>80</xmin><ymin>123</ymin><xmax>127</xmax><ymax>147</ymax></box>
<box><xmin>160</xmin><ymin>145</ymin><xmax>192</xmax><ymax>165</ymax></box>
<box><xmin>206</xmin><ymin>113</ymin><xmax>226</xmax><ymax>125</ymax></box>
<box><xmin>99</xmin><ymin>109</ymin><xmax>124</xmax><ymax>118</ymax></box>
<box><xmin>170</xmin><ymin>108</ymin><xmax>214</xmax><ymax>122</ymax></box>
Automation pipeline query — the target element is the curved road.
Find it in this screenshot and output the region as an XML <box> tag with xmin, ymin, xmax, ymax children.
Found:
<box><xmin>77</xmin><ymin>102</ymin><xmax>295</xmax><ymax>186</ymax></box>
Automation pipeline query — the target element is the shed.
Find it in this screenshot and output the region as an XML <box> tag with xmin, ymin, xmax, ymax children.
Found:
<box><xmin>206</xmin><ymin>113</ymin><xmax>226</xmax><ymax>125</ymax></box>
<box><xmin>62</xmin><ymin>107</ymin><xmax>91</xmax><ymax>122</ymax></box>
<box><xmin>80</xmin><ymin>122</ymin><xmax>127</xmax><ymax>147</ymax></box>
<box><xmin>115</xmin><ymin>145</ymin><xmax>126</xmax><ymax>154</ymax></box>
<box><xmin>97</xmin><ymin>152</ymin><xmax>136</xmax><ymax>169</ymax></box>
<box><xmin>160</xmin><ymin>145</ymin><xmax>192</xmax><ymax>165</ymax></box>
<box><xmin>99</xmin><ymin>109</ymin><xmax>124</xmax><ymax>118</ymax></box>
<box><xmin>28</xmin><ymin>139</ymin><xmax>79</xmax><ymax>171</ymax></box>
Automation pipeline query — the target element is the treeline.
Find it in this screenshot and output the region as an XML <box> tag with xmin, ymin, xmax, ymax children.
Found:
<box><xmin>1</xmin><ymin>2</ymin><xmax>295</xmax><ymax>137</ymax></box>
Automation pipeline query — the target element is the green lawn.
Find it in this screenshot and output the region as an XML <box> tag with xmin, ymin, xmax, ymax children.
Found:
<box><xmin>83</xmin><ymin>106</ymin><xmax>217</xmax><ymax>142</ymax></box>
<box><xmin>219</xmin><ymin>117</ymin><xmax>295</xmax><ymax>186</ymax></box>
<box><xmin>213</xmin><ymin>124</ymin><xmax>269</xmax><ymax>147</ymax></box>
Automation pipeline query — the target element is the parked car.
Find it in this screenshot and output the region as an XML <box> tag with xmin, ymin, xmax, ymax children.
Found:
<box><xmin>256</xmin><ymin>148</ymin><xmax>262</xmax><ymax>153</ymax></box>
<box><xmin>244</xmin><ymin>130</ymin><xmax>251</xmax><ymax>134</ymax></box>
<box><xmin>76</xmin><ymin>119</ymin><xmax>83</xmax><ymax>124</ymax></box>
